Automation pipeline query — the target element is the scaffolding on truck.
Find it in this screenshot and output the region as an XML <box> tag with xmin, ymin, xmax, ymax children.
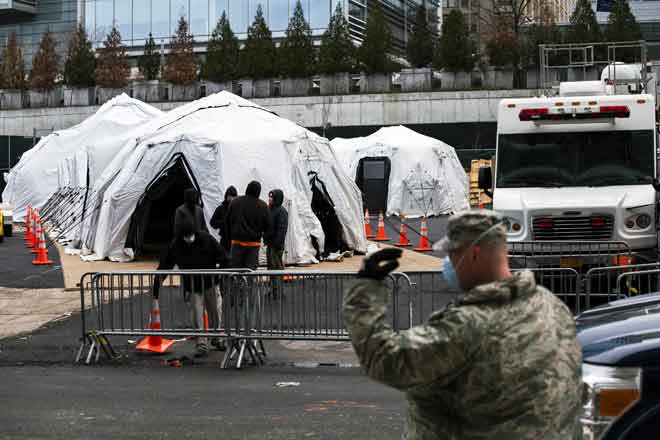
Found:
<box><xmin>538</xmin><ymin>41</ymin><xmax>651</xmax><ymax>98</ymax></box>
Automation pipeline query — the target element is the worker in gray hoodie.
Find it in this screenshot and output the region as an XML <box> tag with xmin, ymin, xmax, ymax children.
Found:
<box><xmin>265</xmin><ymin>189</ymin><xmax>288</xmax><ymax>271</ymax></box>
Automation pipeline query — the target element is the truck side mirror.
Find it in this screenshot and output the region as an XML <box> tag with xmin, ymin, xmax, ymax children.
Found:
<box><xmin>478</xmin><ymin>166</ymin><xmax>494</xmax><ymax>199</ymax></box>
<box><xmin>652</xmin><ymin>178</ymin><xmax>660</xmax><ymax>192</ymax></box>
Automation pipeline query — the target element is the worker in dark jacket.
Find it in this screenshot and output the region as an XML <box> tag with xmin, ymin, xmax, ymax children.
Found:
<box><xmin>210</xmin><ymin>186</ymin><xmax>238</xmax><ymax>250</ymax></box>
<box><xmin>153</xmin><ymin>217</ymin><xmax>228</xmax><ymax>356</ymax></box>
<box><xmin>225</xmin><ymin>181</ymin><xmax>272</xmax><ymax>270</ymax></box>
<box><xmin>174</xmin><ymin>188</ymin><xmax>208</xmax><ymax>238</ymax></box>
<box><xmin>265</xmin><ymin>189</ymin><xmax>288</xmax><ymax>271</ymax></box>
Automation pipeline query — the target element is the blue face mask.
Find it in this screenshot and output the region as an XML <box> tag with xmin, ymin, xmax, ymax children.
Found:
<box><xmin>442</xmin><ymin>256</ymin><xmax>460</xmax><ymax>290</ymax></box>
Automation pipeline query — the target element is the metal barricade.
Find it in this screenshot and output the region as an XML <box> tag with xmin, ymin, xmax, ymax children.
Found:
<box><xmin>616</xmin><ymin>269</ymin><xmax>660</xmax><ymax>299</ymax></box>
<box><xmin>77</xmin><ymin>270</ymin><xmax>251</xmax><ymax>367</ymax></box>
<box><xmin>508</xmin><ymin>241</ymin><xmax>632</xmax><ymax>271</ymax></box>
<box><xmin>76</xmin><ymin>269</ymin><xmax>412</xmax><ymax>368</ymax></box>
<box><xmin>76</xmin><ymin>266</ymin><xmax>587</xmax><ymax>368</ymax></box>
<box><xmin>585</xmin><ymin>263</ymin><xmax>660</xmax><ymax>310</ymax></box>
<box><xmin>519</xmin><ymin>268</ymin><xmax>582</xmax><ymax>313</ymax></box>
<box><xmin>392</xmin><ymin>271</ymin><xmax>459</xmax><ymax>329</ymax></box>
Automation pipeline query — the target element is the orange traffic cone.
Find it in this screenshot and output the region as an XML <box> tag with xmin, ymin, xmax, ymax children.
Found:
<box><xmin>24</xmin><ymin>206</ymin><xmax>33</xmax><ymax>245</ymax></box>
<box><xmin>27</xmin><ymin>210</ymin><xmax>38</xmax><ymax>248</ymax></box>
<box><xmin>364</xmin><ymin>209</ymin><xmax>376</xmax><ymax>239</ymax></box>
<box><xmin>414</xmin><ymin>217</ymin><xmax>433</xmax><ymax>252</ymax></box>
<box><xmin>395</xmin><ymin>214</ymin><xmax>411</xmax><ymax>247</ymax></box>
<box><xmin>31</xmin><ymin>218</ymin><xmax>43</xmax><ymax>254</ymax></box>
<box><xmin>32</xmin><ymin>224</ymin><xmax>53</xmax><ymax>265</ymax></box>
<box><xmin>373</xmin><ymin>211</ymin><xmax>391</xmax><ymax>242</ymax></box>
<box><xmin>136</xmin><ymin>299</ymin><xmax>175</xmax><ymax>354</ymax></box>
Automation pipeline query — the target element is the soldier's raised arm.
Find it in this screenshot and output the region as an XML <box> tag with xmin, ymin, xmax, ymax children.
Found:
<box><xmin>343</xmin><ymin>258</ymin><xmax>478</xmax><ymax>390</ymax></box>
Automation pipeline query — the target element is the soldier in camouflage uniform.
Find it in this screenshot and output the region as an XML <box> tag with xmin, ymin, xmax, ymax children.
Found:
<box><xmin>343</xmin><ymin>210</ymin><xmax>582</xmax><ymax>439</ymax></box>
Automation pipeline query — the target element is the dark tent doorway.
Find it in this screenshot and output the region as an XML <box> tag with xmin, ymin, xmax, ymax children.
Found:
<box><xmin>355</xmin><ymin>157</ymin><xmax>391</xmax><ymax>214</ymax></box>
<box><xmin>309</xmin><ymin>172</ymin><xmax>349</xmax><ymax>259</ymax></box>
<box><xmin>125</xmin><ymin>153</ymin><xmax>202</xmax><ymax>258</ymax></box>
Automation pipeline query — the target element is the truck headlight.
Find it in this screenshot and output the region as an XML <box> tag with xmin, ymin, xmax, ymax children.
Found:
<box><xmin>503</xmin><ymin>217</ymin><xmax>523</xmax><ymax>233</ymax></box>
<box><xmin>624</xmin><ymin>213</ymin><xmax>652</xmax><ymax>230</ymax></box>
<box><xmin>636</xmin><ymin>214</ymin><xmax>651</xmax><ymax>229</ymax></box>
<box><xmin>581</xmin><ymin>363</ymin><xmax>641</xmax><ymax>440</ymax></box>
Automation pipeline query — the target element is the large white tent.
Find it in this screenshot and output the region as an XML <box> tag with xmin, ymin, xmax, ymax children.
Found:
<box><xmin>330</xmin><ymin>126</ymin><xmax>469</xmax><ymax>217</ymax></box>
<box><xmin>77</xmin><ymin>91</ymin><xmax>367</xmax><ymax>264</ymax></box>
<box><xmin>2</xmin><ymin>94</ymin><xmax>163</xmax><ymax>221</ymax></box>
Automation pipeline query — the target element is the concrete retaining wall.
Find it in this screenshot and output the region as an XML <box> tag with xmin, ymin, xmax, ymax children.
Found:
<box><xmin>0</xmin><ymin>89</ymin><xmax>542</xmax><ymax>138</ymax></box>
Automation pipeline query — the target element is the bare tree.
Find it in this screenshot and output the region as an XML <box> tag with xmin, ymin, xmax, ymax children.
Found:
<box><xmin>480</xmin><ymin>0</ymin><xmax>555</xmax><ymax>86</ymax></box>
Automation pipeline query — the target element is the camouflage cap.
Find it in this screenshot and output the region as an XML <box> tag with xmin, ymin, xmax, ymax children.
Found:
<box><xmin>433</xmin><ymin>209</ymin><xmax>507</xmax><ymax>255</ymax></box>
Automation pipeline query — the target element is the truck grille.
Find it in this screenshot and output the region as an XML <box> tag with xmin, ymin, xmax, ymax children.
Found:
<box><xmin>532</xmin><ymin>215</ymin><xmax>614</xmax><ymax>240</ymax></box>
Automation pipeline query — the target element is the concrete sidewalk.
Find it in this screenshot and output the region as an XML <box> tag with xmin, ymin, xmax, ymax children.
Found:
<box><xmin>0</xmin><ymin>288</ymin><xmax>79</xmax><ymax>339</ymax></box>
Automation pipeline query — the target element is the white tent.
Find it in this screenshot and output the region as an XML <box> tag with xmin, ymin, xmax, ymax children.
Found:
<box><xmin>2</xmin><ymin>94</ymin><xmax>163</xmax><ymax>221</ymax></box>
<box><xmin>330</xmin><ymin>126</ymin><xmax>469</xmax><ymax>217</ymax></box>
<box><xmin>80</xmin><ymin>91</ymin><xmax>367</xmax><ymax>264</ymax></box>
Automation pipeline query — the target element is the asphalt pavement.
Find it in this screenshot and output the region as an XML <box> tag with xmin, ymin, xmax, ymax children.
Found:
<box><xmin>381</xmin><ymin>215</ymin><xmax>449</xmax><ymax>259</ymax></box>
<box><xmin>0</xmin><ymin>227</ymin><xmax>64</xmax><ymax>289</ymax></box>
<box><xmin>0</xmin><ymin>216</ymin><xmax>449</xmax><ymax>439</ymax></box>
<box><xmin>0</xmin><ymin>364</ymin><xmax>405</xmax><ymax>439</ymax></box>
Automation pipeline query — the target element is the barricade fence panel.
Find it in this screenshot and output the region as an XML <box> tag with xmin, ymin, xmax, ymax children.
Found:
<box><xmin>585</xmin><ymin>263</ymin><xmax>660</xmax><ymax>310</ymax></box>
<box><xmin>616</xmin><ymin>269</ymin><xmax>660</xmax><ymax>299</ymax></box>
<box><xmin>76</xmin><ymin>263</ymin><xmax>660</xmax><ymax>366</ymax></box>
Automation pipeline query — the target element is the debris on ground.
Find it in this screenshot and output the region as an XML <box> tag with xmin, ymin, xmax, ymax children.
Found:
<box><xmin>275</xmin><ymin>382</ymin><xmax>301</xmax><ymax>387</ymax></box>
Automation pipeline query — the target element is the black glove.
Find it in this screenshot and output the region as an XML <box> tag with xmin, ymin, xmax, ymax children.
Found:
<box><xmin>357</xmin><ymin>248</ymin><xmax>403</xmax><ymax>281</ymax></box>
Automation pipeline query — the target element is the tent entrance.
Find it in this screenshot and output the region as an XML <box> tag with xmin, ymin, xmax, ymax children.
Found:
<box><xmin>126</xmin><ymin>154</ymin><xmax>200</xmax><ymax>257</ymax></box>
<box><xmin>355</xmin><ymin>157</ymin><xmax>391</xmax><ymax>213</ymax></box>
<box><xmin>309</xmin><ymin>172</ymin><xmax>349</xmax><ymax>258</ymax></box>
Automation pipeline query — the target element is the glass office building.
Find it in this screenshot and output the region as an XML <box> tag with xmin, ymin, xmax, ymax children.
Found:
<box><xmin>82</xmin><ymin>0</ymin><xmax>440</xmax><ymax>51</ymax></box>
<box><xmin>0</xmin><ymin>0</ymin><xmax>439</xmax><ymax>68</ymax></box>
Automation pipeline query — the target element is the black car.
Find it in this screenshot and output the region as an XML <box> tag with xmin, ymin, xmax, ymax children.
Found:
<box><xmin>576</xmin><ymin>293</ymin><xmax>660</xmax><ymax>439</ymax></box>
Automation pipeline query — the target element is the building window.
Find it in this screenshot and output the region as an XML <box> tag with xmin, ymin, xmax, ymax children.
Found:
<box><xmin>133</xmin><ymin>0</ymin><xmax>151</xmax><ymax>44</ymax></box>
<box><xmin>96</xmin><ymin>0</ymin><xmax>114</xmax><ymax>41</ymax></box>
<box><xmin>349</xmin><ymin>0</ymin><xmax>365</xmax><ymax>21</ymax></box>
<box><xmin>152</xmin><ymin>0</ymin><xmax>170</xmax><ymax>39</ymax></box>
<box><xmin>191</xmin><ymin>0</ymin><xmax>210</xmax><ymax>39</ymax></box>
<box><xmin>84</xmin><ymin>0</ymin><xmax>96</xmax><ymax>41</ymax></box>
<box><xmin>116</xmin><ymin>0</ymin><xmax>133</xmax><ymax>42</ymax></box>
<box><xmin>310</xmin><ymin>0</ymin><xmax>331</xmax><ymax>31</ymax></box>
<box><xmin>210</xmin><ymin>0</ymin><xmax>228</xmax><ymax>30</ymax></box>
<box><xmin>228</xmin><ymin>0</ymin><xmax>249</xmax><ymax>33</ymax></box>
<box><xmin>249</xmin><ymin>0</ymin><xmax>264</xmax><ymax>28</ymax></box>
<box><xmin>269</xmin><ymin>0</ymin><xmax>289</xmax><ymax>32</ymax></box>
<box><xmin>171</xmin><ymin>0</ymin><xmax>189</xmax><ymax>33</ymax></box>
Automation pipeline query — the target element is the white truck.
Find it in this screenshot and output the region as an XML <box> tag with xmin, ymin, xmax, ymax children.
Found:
<box><xmin>479</xmin><ymin>70</ymin><xmax>658</xmax><ymax>265</ymax></box>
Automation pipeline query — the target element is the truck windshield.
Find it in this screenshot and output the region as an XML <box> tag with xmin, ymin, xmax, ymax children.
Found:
<box><xmin>497</xmin><ymin>130</ymin><xmax>654</xmax><ymax>187</ymax></box>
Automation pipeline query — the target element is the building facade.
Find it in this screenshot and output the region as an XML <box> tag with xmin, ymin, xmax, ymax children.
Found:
<box><xmin>0</xmin><ymin>0</ymin><xmax>440</xmax><ymax>69</ymax></box>
<box><xmin>443</xmin><ymin>0</ymin><xmax>660</xmax><ymax>57</ymax></box>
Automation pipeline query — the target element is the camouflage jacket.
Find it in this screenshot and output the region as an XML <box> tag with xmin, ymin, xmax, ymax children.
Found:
<box><xmin>343</xmin><ymin>271</ymin><xmax>582</xmax><ymax>440</ymax></box>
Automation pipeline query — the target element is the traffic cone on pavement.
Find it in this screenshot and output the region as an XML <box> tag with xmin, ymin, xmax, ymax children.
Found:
<box><xmin>28</xmin><ymin>211</ymin><xmax>39</xmax><ymax>249</ymax></box>
<box><xmin>136</xmin><ymin>299</ymin><xmax>175</xmax><ymax>354</ymax></box>
<box><xmin>395</xmin><ymin>214</ymin><xmax>411</xmax><ymax>247</ymax></box>
<box><xmin>32</xmin><ymin>224</ymin><xmax>53</xmax><ymax>265</ymax></box>
<box><xmin>373</xmin><ymin>211</ymin><xmax>391</xmax><ymax>242</ymax></box>
<box><xmin>24</xmin><ymin>206</ymin><xmax>33</xmax><ymax>246</ymax></box>
<box><xmin>31</xmin><ymin>218</ymin><xmax>43</xmax><ymax>254</ymax></box>
<box><xmin>414</xmin><ymin>217</ymin><xmax>433</xmax><ymax>252</ymax></box>
<box><xmin>364</xmin><ymin>209</ymin><xmax>376</xmax><ymax>239</ymax></box>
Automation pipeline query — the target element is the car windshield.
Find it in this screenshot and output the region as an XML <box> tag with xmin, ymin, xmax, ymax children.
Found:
<box><xmin>496</xmin><ymin>130</ymin><xmax>655</xmax><ymax>188</ymax></box>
